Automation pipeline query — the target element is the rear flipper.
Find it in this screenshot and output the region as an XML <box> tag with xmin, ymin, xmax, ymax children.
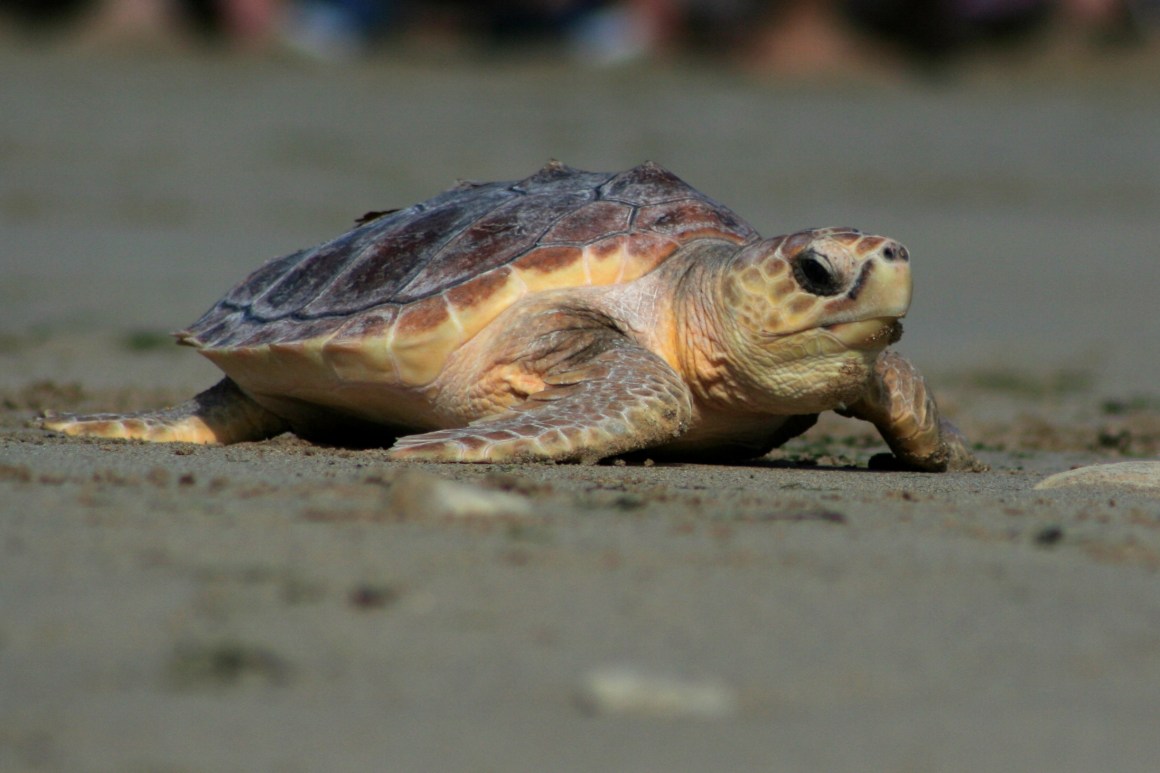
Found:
<box><xmin>38</xmin><ymin>378</ymin><xmax>288</xmax><ymax>445</ymax></box>
<box><xmin>838</xmin><ymin>350</ymin><xmax>987</xmax><ymax>472</ymax></box>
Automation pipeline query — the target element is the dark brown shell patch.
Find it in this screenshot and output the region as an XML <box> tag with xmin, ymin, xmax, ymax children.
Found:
<box><xmin>585</xmin><ymin>235</ymin><xmax>628</xmax><ymax>261</ymax></box>
<box><xmin>250</xmin><ymin>234</ymin><xmax>366</xmax><ymax>319</ymax></box>
<box><xmin>444</xmin><ymin>267</ymin><xmax>514</xmax><ymax>311</ymax></box>
<box><xmin>395</xmin><ymin>190</ymin><xmax>593</xmax><ymax>303</ymax></box>
<box><xmin>512</xmin><ymin>245</ymin><xmax>584</xmax><ymax>275</ymax></box>
<box><xmin>394</xmin><ymin>296</ymin><xmax>450</xmax><ymax>337</ymax></box>
<box><xmin>302</xmin><ymin>195</ymin><xmax>512</xmax><ymax>316</ymax></box>
<box><xmin>625</xmin><ymin>232</ymin><xmax>680</xmax><ymax>261</ymax></box>
<box><xmin>636</xmin><ymin>200</ymin><xmax>747</xmax><ymax>241</ymax></box>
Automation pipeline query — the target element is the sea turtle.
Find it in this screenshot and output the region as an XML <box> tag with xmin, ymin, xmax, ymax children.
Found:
<box><xmin>40</xmin><ymin>162</ymin><xmax>984</xmax><ymax>470</ymax></box>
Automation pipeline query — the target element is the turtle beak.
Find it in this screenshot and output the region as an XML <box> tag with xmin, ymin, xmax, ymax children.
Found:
<box><xmin>843</xmin><ymin>245</ymin><xmax>912</xmax><ymax>320</ymax></box>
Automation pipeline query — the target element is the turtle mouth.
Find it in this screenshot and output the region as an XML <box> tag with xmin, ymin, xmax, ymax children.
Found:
<box><xmin>824</xmin><ymin>317</ymin><xmax>903</xmax><ymax>350</ymax></box>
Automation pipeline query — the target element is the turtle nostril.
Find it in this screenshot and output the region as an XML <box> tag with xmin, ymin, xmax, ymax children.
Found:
<box><xmin>881</xmin><ymin>243</ymin><xmax>908</xmax><ymax>262</ymax></box>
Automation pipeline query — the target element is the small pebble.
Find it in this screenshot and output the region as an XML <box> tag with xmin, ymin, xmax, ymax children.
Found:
<box><xmin>575</xmin><ymin>666</ymin><xmax>738</xmax><ymax>718</ymax></box>
<box><xmin>388</xmin><ymin>469</ymin><xmax>534</xmax><ymax>518</ymax></box>
<box><xmin>1034</xmin><ymin>462</ymin><xmax>1160</xmax><ymax>492</ymax></box>
<box><xmin>348</xmin><ymin>583</ymin><xmax>399</xmax><ymax>610</ymax></box>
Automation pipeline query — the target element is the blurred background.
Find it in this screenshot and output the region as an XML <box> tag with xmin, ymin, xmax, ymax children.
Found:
<box><xmin>2</xmin><ymin>0</ymin><xmax>1158</xmax><ymax>65</ymax></box>
<box><xmin>1</xmin><ymin>0</ymin><xmax>1158</xmax><ymax>399</ymax></box>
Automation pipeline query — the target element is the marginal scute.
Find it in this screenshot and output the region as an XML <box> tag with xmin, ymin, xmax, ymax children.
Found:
<box><xmin>267</xmin><ymin>339</ymin><xmax>326</xmax><ymax>372</ymax></box>
<box><xmin>323</xmin><ymin>308</ymin><xmax>400</xmax><ymax>383</ymax></box>
<box><xmin>580</xmin><ymin>233</ymin><xmax>677</xmax><ymax>286</ymax></box>
<box><xmin>199</xmin><ymin>345</ymin><xmax>275</xmax><ymax>397</ymax></box>
<box><xmin>625</xmin><ymin>231</ymin><xmax>680</xmax><ymax>263</ymax></box>
<box><xmin>392</xmin><ymin>296</ymin><xmax>461</xmax><ymax>386</ymax></box>
<box><xmin>512</xmin><ymin>245</ymin><xmax>584</xmax><ymax>276</ymax></box>
<box><xmin>583</xmin><ymin>241</ymin><xmax>628</xmax><ymax>285</ymax></box>
<box><xmin>445</xmin><ymin>266</ymin><xmax>517</xmax><ymax>310</ymax></box>
<box><xmin>445</xmin><ymin>267</ymin><xmax>527</xmax><ymax>340</ymax></box>
<box><xmin>396</xmin><ymin>295</ymin><xmax>451</xmax><ymax>337</ymax></box>
<box><xmin>586</xmin><ymin>234</ymin><xmax>628</xmax><ymax>261</ymax></box>
<box><xmin>515</xmin><ymin>255</ymin><xmax>590</xmax><ymax>295</ymax></box>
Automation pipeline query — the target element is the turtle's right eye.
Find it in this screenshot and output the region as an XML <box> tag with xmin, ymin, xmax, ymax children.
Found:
<box><xmin>793</xmin><ymin>251</ymin><xmax>843</xmax><ymax>296</ymax></box>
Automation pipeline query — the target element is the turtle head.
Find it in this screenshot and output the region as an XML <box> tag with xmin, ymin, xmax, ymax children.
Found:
<box><xmin>702</xmin><ymin>227</ymin><xmax>912</xmax><ymax>412</ymax></box>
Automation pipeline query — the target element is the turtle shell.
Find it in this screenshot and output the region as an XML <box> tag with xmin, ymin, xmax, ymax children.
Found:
<box><xmin>181</xmin><ymin>161</ymin><xmax>758</xmax><ymax>387</ymax></box>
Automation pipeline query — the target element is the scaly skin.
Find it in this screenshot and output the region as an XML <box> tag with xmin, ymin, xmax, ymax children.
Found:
<box><xmin>389</xmin><ymin>335</ymin><xmax>692</xmax><ymax>463</ymax></box>
<box><xmin>838</xmin><ymin>350</ymin><xmax>988</xmax><ymax>472</ymax></box>
<box><xmin>39</xmin><ymin>378</ymin><xmax>287</xmax><ymax>445</ymax></box>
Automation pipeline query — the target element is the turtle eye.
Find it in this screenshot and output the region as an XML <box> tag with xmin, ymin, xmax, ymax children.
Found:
<box><xmin>792</xmin><ymin>251</ymin><xmax>843</xmax><ymax>296</ymax></box>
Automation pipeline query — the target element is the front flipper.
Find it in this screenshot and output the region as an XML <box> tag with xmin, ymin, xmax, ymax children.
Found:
<box><xmin>838</xmin><ymin>350</ymin><xmax>987</xmax><ymax>472</ymax></box>
<box><xmin>387</xmin><ymin>340</ymin><xmax>693</xmax><ymax>463</ymax></box>
<box><xmin>38</xmin><ymin>377</ymin><xmax>288</xmax><ymax>445</ymax></box>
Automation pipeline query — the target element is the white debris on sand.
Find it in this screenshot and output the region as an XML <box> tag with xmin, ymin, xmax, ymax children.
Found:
<box><xmin>1034</xmin><ymin>461</ymin><xmax>1160</xmax><ymax>492</ymax></box>
<box><xmin>575</xmin><ymin>666</ymin><xmax>739</xmax><ymax>719</ymax></box>
<box><xmin>388</xmin><ymin>469</ymin><xmax>535</xmax><ymax>518</ymax></box>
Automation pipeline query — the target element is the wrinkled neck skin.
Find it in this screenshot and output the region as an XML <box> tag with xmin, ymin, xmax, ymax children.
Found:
<box><xmin>672</xmin><ymin>241</ymin><xmax>884</xmax><ymax>418</ymax></box>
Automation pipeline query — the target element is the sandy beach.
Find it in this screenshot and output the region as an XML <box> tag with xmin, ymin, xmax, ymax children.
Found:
<box><xmin>2</xmin><ymin>40</ymin><xmax>1159</xmax><ymax>772</ymax></box>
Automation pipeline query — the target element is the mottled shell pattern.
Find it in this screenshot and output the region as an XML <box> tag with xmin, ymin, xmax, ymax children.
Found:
<box><xmin>179</xmin><ymin>161</ymin><xmax>758</xmax><ymax>387</ymax></box>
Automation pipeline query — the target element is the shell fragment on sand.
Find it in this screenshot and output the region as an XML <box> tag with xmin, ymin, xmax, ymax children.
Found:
<box><xmin>387</xmin><ymin>469</ymin><xmax>535</xmax><ymax>518</ymax></box>
<box><xmin>575</xmin><ymin>666</ymin><xmax>739</xmax><ymax>718</ymax></box>
<box><xmin>1034</xmin><ymin>462</ymin><xmax>1160</xmax><ymax>493</ymax></box>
